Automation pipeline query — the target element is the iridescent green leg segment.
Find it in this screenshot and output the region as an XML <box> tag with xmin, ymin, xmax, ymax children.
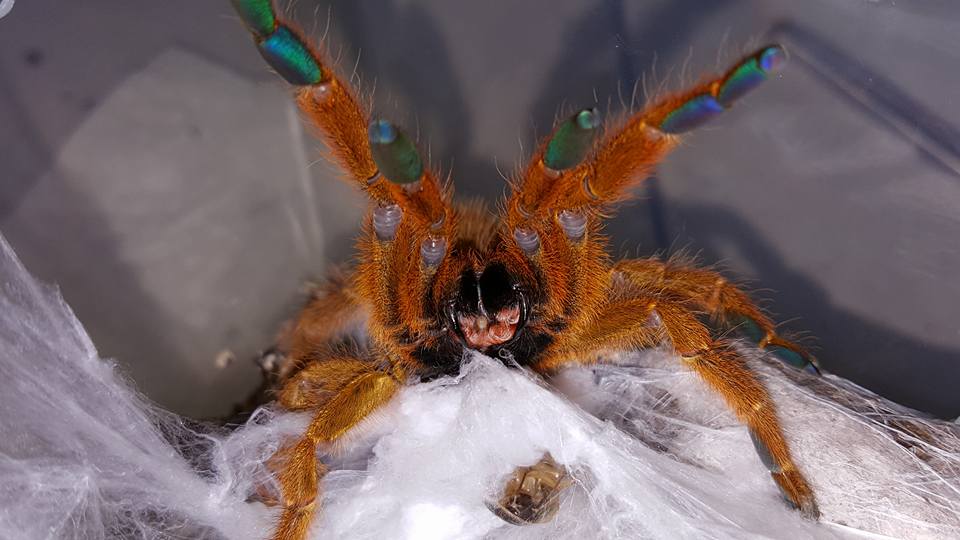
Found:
<box><xmin>730</xmin><ymin>315</ymin><xmax>821</xmax><ymax>375</ymax></box>
<box><xmin>717</xmin><ymin>46</ymin><xmax>787</xmax><ymax>106</ymax></box>
<box><xmin>544</xmin><ymin>108</ymin><xmax>601</xmax><ymax>171</ymax></box>
<box><xmin>659</xmin><ymin>95</ymin><xmax>724</xmax><ymax>134</ymax></box>
<box><xmin>731</xmin><ymin>315</ymin><xmax>766</xmax><ymax>343</ymax></box>
<box><xmin>231</xmin><ymin>0</ymin><xmax>276</xmax><ymax>38</ymax></box>
<box><xmin>766</xmin><ymin>345</ymin><xmax>819</xmax><ymax>375</ymax></box>
<box><xmin>368</xmin><ymin>120</ymin><xmax>424</xmax><ymax>185</ymax></box>
<box><xmin>232</xmin><ymin>0</ymin><xmax>324</xmax><ymax>86</ymax></box>
<box><xmin>749</xmin><ymin>428</ymin><xmax>781</xmax><ymax>473</ymax></box>
<box><xmin>231</xmin><ymin>0</ymin><xmax>425</xmax><ymax>187</ymax></box>
<box><xmin>749</xmin><ymin>429</ymin><xmax>799</xmax><ymax>510</ymax></box>
<box><xmin>258</xmin><ymin>27</ymin><xmax>323</xmax><ymax>85</ymax></box>
<box><xmin>659</xmin><ymin>45</ymin><xmax>788</xmax><ymax>134</ymax></box>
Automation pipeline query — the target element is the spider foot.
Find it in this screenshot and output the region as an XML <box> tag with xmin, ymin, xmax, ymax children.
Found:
<box><xmin>749</xmin><ymin>429</ymin><xmax>819</xmax><ymax>519</ymax></box>
<box><xmin>772</xmin><ymin>469</ymin><xmax>820</xmax><ymax>520</ymax></box>
<box><xmin>729</xmin><ymin>316</ymin><xmax>821</xmax><ymax>375</ymax></box>
<box><xmin>256</xmin><ymin>346</ymin><xmax>301</xmax><ymax>386</ymax></box>
<box><xmin>765</xmin><ymin>342</ymin><xmax>821</xmax><ymax>376</ymax></box>
<box><xmin>488</xmin><ymin>454</ymin><xmax>572</xmax><ymax>525</ymax></box>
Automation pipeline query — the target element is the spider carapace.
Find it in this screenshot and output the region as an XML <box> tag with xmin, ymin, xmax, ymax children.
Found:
<box><xmin>231</xmin><ymin>1</ymin><xmax>822</xmax><ymax>538</ymax></box>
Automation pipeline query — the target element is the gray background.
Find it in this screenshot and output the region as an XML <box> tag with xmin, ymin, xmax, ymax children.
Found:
<box><xmin>1</xmin><ymin>0</ymin><xmax>958</xmax><ymax>419</ymax></box>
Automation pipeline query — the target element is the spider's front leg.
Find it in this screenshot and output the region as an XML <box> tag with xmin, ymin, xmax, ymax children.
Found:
<box><xmin>232</xmin><ymin>2</ymin><xmax>456</xmax><ymax>538</ymax></box>
<box><xmin>499</xmin><ymin>45</ymin><xmax>792</xmax><ymax>347</ymax></box>
<box><xmin>509</xmin><ymin>45</ymin><xmax>789</xmax><ymax>219</ymax></box>
<box><xmin>503</xmin><ymin>43</ymin><xmax>796</xmax><ymax>372</ymax></box>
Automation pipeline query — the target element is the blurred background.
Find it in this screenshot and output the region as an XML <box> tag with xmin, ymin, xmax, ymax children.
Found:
<box><xmin>1</xmin><ymin>0</ymin><xmax>958</xmax><ymax>419</ymax></box>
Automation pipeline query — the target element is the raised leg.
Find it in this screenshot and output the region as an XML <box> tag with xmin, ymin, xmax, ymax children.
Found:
<box><xmin>232</xmin><ymin>0</ymin><xmax>449</xmax><ymax>223</ymax></box>
<box><xmin>507</xmin><ymin>45</ymin><xmax>788</xmax><ymax>220</ymax></box>
<box><xmin>615</xmin><ymin>257</ymin><xmax>820</xmax><ymax>373</ymax></box>
<box><xmin>270</xmin><ymin>357</ymin><xmax>400</xmax><ymax>540</ymax></box>
<box><xmin>495</xmin><ymin>45</ymin><xmax>790</xmax><ymax>368</ymax></box>
<box><xmin>231</xmin><ymin>0</ymin><xmax>455</xmax><ymax>361</ymax></box>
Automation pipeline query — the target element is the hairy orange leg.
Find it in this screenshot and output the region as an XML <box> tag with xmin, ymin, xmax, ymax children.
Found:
<box><xmin>510</xmin><ymin>45</ymin><xmax>789</xmax><ymax>218</ymax></box>
<box><xmin>271</xmin><ymin>357</ymin><xmax>400</xmax><ymax>540</ymax></box>
<box><xmin>232</xmin><ymin>1</ymin><xmax>457</xmax><ymax>538</ymax></box>
<box><xmin>537</xmin><ymin>295</ymin><xmax>664</xmax><ymax>370</ymax></box>
<box><xmin>246</xmin><ymin>281</ymin><xmax>367</xmax><ymax>408</ymax></box>
<box><xmin>615</xmin><ymin>258</ymin><xmax>820</xmax><ymax>373</ymax></box>
<box><xmin>231</xmin><ymin>0</ymin><xmax>453</xmax><ymax>323</ymax></box>
<box><xmin>654</xmin><ymin>300</ymin><xmax>818</xmax><ymax>517</ymax></box>
<box><xmin>535</xmin><ymin>293</ymin><xmax>819</xmax><ymax>518</ymax></box>
<box><xmin>233</xmin><ymin>0</ymin><xmax>459</xmax><ymax>360</ymax></box>
<box><xmin>500</xmin><ymin>45</ymin><xmax>790</xmax><ymax>361</ymax></box>
<box><xmin>262</xmin><ymin>278</ymin><xmax>367</xmax><ymax>381</ymax></box>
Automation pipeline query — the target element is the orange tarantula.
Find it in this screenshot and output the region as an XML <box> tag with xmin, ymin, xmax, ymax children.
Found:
<box><xmin>232</xmin><ymin>1</ymin><xmax>821</xmax><ymax>538</ymax></box>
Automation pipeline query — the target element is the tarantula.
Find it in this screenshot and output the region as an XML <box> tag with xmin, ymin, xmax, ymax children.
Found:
<box><xmin>231</xmin><ymin>1</ymin><xmax>821</xmax><ymax>538</ymax></box>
